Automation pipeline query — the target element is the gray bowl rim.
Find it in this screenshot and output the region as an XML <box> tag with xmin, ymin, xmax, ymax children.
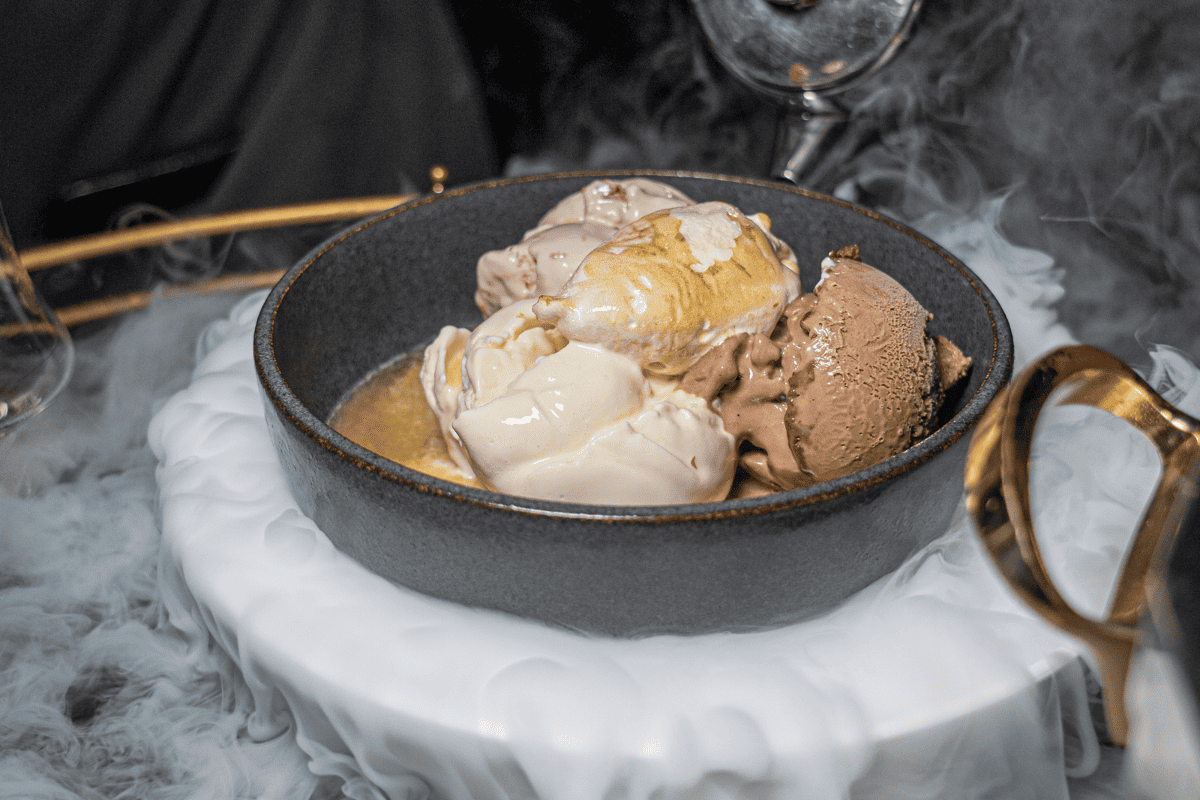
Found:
<box><xmin>254</xmin><ymin>169</ymin><xmax>1013</xmax><ymax>523</ymax></box>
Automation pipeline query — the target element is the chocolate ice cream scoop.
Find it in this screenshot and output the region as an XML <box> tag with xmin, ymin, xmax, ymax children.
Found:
<box><xmin>682</xmin><ymin>245</ymin><xmax>971</xmax><ymax>491</ymax></box>
<box><xmin>681</xmin><ymin>331</ymin><xmax>806</xmax><ymax>491</ymax></box>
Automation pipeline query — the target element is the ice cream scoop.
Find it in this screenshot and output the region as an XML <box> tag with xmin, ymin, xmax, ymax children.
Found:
<box><xmin>474</xmin><ymin>221</ymin><xmax>613</xmax><ymax>319</ymax></box>
<box><xmin>533</xmin><ymin>201</ymin><xmax>801</xmax><ymax>377</ymax></box>
<box><xmin>785</xmin><ymin>246</ymin><xmax>945</xmax><ymax>484</ymax></box>
<box><xmin>421</xmin><ymin>297</ymin><xmax>736</xmax><ymax>505</ymax></box>
<box><xmin>451</xmin><ymin>342</ymin><xmax>736</xmax><ymax>505</ymax></box>
<box><xmin>419</xmin><ymin>324</ymin><xmax>472</xmax><ymax>475</ymax></box>
<box><xmin>475</xmin><ymin>178</ymin><xmax>696</xmax><ymax>317</ymax></box>
<box><xmin>680</xmin><ymin>332</ymin><xmax>804</xmax><ymax>492</ymax></box>
<box><xmin>535</xmin><ymin>176</ymin><xmax>696</xmax><ymax>231</ymax></box>
<box><xmin>421</xmin><ymin>298</ymin><xmax>568</xmax><ymax>477</ymax></box>
<box><xmin>683</xmin><ymin>245</ymin><xmax>971</xmax><ymax>492</ymax></box>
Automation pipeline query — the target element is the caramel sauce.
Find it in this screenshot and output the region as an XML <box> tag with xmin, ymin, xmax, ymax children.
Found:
<box><xmin>328</xmin><ymin>354</ymin><xmax>482</xmax><ymax>489</ymax></box>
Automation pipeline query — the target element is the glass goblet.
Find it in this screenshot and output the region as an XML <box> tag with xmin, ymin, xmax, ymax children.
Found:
<box><xmin>0</xmin><ymin>204</ymin><xmax>74</xmax><ymax>437</ymax></box>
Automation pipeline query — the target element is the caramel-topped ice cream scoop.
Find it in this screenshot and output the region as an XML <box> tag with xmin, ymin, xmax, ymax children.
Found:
<box><xmin>533</xmin><ymin>202</ymin><xmax>801</xmax><ymax>377</ymax></box>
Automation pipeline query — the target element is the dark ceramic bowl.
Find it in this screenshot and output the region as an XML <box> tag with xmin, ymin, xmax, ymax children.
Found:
<box><xmin>254</xmin><ymin>171</ymin><xmax>1012</xmax><ymax>637</ymax></box>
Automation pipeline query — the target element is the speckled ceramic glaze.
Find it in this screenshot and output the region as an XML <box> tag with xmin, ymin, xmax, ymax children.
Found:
<box><xmin>254</xmin><ymin>171</ymin><xmax>1013</xmax><ymax>637</ymax></box>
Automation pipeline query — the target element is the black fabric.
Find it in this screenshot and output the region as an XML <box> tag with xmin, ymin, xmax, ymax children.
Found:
<box><xmin>0</xmin><ymin>0</ymin><xmax>498</xmax><ymax>245</ymax></box>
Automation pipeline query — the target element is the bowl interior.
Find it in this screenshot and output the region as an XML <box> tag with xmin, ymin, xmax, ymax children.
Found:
<box><xmin>262</xmin><ymin>171</ymin><xmax>1008</xmax><ymax>512</ymax></box>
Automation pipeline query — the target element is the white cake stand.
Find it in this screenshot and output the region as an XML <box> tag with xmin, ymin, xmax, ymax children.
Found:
<box><xmin>152</xmin><ymin>292</ymin><xmax>1125</xmax><ymax>800</ymax></box>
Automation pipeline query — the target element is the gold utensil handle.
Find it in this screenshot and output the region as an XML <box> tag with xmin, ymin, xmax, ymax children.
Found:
<box><xmin>965</xmin><ymin>344</ymin><xmax>1200</xmax><ymax>746</ymax></box>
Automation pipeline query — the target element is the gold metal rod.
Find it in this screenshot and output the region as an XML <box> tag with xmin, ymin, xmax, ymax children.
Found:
<box><xmin>19</xmin><ymin>195</ymin><xmax>414</xmax><ymax>272</ymax></box>
<box><xmin>57</xmin><ymin>269</ymin><xmax>287</xmax><ymax>327</ymax></box>
<box><xmin>0</xmin><ymin>269</ymin><xmax>288</xmax><ymax>336</ymax></box>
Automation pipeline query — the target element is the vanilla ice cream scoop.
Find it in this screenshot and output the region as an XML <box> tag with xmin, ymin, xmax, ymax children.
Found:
<box><xmin>420</xmin><ymin>324</ymin><xmax>472</xmax><ymax>475</ymax></box>
<box><xmin>421</xmin><ymin>299</ymin><xmax>568</xmax><ymax>477</ymax></box>
<box><xmin>458</xmin><ymin>299</ymin><xmax>567</xmax><ymax>411</ymax></box>
<box><xmin>495</xmin><ymin>388</ymin><xmax>736</xmax><ymax>506</ymax></box>
<box><xmin>452</xmin><ymin>343</ymin><xmax>735</xmax><ymax>505</ymax></box>
<box><xmin>533</xmin><ymin>202</ymin><xmax>801</xmax><ymax>377</ymax></box>
<box><xmin>422</xmin><ymin>300</ymin><xmax>735</xmax><ymax>505</ymax></box>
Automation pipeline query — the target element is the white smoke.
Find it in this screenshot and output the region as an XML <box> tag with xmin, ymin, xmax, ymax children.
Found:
<box><xmin>0</xmin><ymin>294</ymin><xmax>332</xmax><ymax>799</ymax></box>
